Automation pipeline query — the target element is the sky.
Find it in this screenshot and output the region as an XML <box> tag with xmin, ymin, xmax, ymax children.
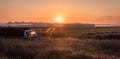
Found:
<box><xmin>0</xmin><ymin>0</ymin><xmax>120</xmax><ymax>24</ymax></box>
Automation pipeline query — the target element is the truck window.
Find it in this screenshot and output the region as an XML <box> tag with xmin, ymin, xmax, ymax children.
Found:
<box><xmin>30</xmin><ymin>31</ymin><xmax>37</xmax><ymax>35</ymax></box>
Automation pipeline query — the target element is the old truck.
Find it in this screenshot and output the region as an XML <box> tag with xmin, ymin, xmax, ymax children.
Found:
<box><xmin>0</xmin><ymin>27</ymin><xmax>38</xmax><ymax>39</ymax></box>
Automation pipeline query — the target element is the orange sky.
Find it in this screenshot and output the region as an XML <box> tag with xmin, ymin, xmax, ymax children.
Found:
<box><xmin>0</xmin><ymin>0</ymin><xmax>120</xmax><ymax>24</ymax></box>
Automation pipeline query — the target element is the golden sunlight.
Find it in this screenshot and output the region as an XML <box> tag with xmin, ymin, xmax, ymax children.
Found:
<box><xmin>30</xmin><ymin>31</ymin><xmax>37</xmax><ymax>35</ymax></box>
<box><xmin>56</xmin><ymin>17</ymin><xmax>63</xmax><ymax>23</ymax></box>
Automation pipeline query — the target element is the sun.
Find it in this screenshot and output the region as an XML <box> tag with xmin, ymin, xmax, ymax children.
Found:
<box><xmin>56</xmin><ymin>17</ymin><xmax>63</xmax><ymax>23</ymax></box>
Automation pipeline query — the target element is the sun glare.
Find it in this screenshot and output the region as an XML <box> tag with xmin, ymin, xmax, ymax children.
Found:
<box><xmin>56</xmin><ymin>17</ymin><xmax>63</xmax><ymax>23</ymax></box>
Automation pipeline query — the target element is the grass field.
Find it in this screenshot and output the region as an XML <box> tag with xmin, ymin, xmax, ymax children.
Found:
<box><xmin>0</xmin><ymin>27</ymin><xmax>120</xmax><ymax>59</ymax></box>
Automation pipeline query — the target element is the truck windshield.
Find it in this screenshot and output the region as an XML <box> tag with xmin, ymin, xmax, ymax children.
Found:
<box><xmin>30</xmin><ymin>31</ymin><xmax>37</xmax><ymax>35</ymax></box>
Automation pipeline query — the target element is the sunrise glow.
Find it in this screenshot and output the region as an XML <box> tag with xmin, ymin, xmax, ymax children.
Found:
<box><xmin>56</xmin><ymin>17</ymin><xmax>63</xmax><ymax>23</ymax></box>
<box><xmin>0</xmin><ymin>0</ymin><xmax>120</xmax><ymax>24</ymax></box>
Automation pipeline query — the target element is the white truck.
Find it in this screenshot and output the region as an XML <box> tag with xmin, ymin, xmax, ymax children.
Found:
<box><xmin>0</xmin><ymin>27</ymin><xmax>38</xmax><ymax>39</ymax></box>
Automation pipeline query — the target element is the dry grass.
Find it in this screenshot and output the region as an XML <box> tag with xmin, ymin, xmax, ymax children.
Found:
<box><xmin>0</xmin><ymin>27</ymin><xmax>120</xmax><ymax>59</ymax></box>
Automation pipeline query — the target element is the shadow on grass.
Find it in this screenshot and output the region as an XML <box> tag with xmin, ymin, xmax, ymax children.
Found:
<box><xmin>98</xmin><ymin>41</ymin><xmax>120</xmax><ymax>56</ymax></box>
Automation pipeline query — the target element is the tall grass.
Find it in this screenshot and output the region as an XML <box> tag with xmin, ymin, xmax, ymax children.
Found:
<box><xmin>0</xmin><ymin>27</ymin><xmax>120</xmax><ymax>59</ymax></box>
<box><xmin>0</xmin><ymin>37</ymin><xmax>120</xmax><ymax>59</ymax></box>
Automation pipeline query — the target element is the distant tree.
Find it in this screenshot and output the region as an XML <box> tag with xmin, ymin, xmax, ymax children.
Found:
<box><xmin>8</xmin><ymin>22</ymin><xmax>12</xmax><ymax>24</ymax></box>
<box><xmin>14</xmin><ymin>22</ymin><xmax>19</xmax><ymax>24</ymax></box>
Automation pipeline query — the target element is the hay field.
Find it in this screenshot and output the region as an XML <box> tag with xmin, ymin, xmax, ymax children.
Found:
<box><xmin>0</xmin><ymin>27</ymin><xmax>120</xmax><ymax>59</ymax></box>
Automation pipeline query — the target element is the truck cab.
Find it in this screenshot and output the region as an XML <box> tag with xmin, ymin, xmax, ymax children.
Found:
<box><xmin>0</xmin><ymin>27</ymin><xmax>38</xmax><ymax>39</ymax></box>
<box><xmin>24</xmin><ymin>30</ymin><xmax>38</xmax><ymax>39</ymax></box>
